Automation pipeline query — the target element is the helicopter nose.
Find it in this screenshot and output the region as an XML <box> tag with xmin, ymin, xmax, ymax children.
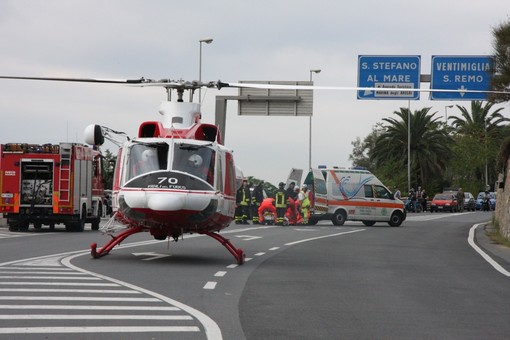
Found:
<box><xmin>147</xmin><ymin>194</ymin><xmax>186</xmax><ymax>211</ymax></box>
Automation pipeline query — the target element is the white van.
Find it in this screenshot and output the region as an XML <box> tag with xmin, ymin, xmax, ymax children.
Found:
<box><xmin>289</xmin><ymin>168</ymin><xmax>406</xmax><ymax>227</ymax></box>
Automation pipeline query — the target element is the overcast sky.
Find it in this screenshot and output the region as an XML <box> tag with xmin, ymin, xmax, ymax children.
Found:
<box><xmin>1</xmin><ymin>1</ymin><xmax>509</xmax><ymax>186</ymax></box>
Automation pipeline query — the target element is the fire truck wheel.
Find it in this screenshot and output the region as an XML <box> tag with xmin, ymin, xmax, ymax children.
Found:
<box><xmin>33</xmin><ymin>222</ymin><xmax>42</xmax><ymax>230</ymax></box>
<box><xmin>91</xmin><ymin>203</ymin><xmax>102</xmax><ymax>230</ymax></box>
<box><xmin>8</xmin><ymin>220</ymin><xmax>29</xmax><ymax>232</ymax></box>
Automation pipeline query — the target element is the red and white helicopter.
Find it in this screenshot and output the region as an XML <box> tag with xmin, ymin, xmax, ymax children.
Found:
<box><xmin>85</xmin><ymin>79</ymin><xmax>248</xmax><ymax>263</ymax></box>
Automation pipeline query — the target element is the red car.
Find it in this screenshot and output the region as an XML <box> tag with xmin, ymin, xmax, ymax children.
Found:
<box><xmin>429</xmin><ymin>193</ymin><xmax>458</xmax><ymax>212</ymax></box>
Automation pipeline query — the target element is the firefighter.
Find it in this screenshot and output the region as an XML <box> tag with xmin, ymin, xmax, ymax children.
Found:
<box><xmin>299</xmin><ymin>184</ymin><xmax>311</xmax><ymax>224</ymax></box>
<box><xmin>235</xmin><ymin>180</ymin><xmax>251</xmax><ymax>224</ymax></box>
<box><xmin>275</xmin><ymin>182</ymin><xmax>287</xmax><ymax>226</ymax></box>
<box><xmin>251</xmin><ymin>181</ymin><xmax>264</xmax><ymax>224</ymax></box>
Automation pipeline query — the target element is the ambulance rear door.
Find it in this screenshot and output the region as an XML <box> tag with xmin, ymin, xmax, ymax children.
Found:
<box><xmin>285</xmin><ymin>168</ymin><xmax>303</xmax><ymax>189</ymax></box>
<box><xmin>309</xmin><ymin>169</ymin><xmax>328</xmax><ymax>215</ymax></box>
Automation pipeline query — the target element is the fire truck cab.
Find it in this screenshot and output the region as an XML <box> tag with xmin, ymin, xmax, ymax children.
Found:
<box><xmin>0</xmin><ymin>143</ymin><xmax>105</xmax><ymax>232</ymax></box>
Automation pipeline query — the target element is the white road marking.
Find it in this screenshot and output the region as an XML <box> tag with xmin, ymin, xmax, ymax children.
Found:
<box><xmin>0</xmin><ymin>305</ymin><xmax>179</xmax><ymax>311</ymax></box>
<box><xmin>0</xmin><ymin>252</ymin><xmax>223</xmax><ymax>339</ymax></box>
<box><xmin>203</xmin><ymin>281</ymin><xmax>217</xmax><ymax>290</ymax></box>
<box><xmin>0</xmin><ymin>296</ymin><xmax>161</xmax><ymax>302</ymax></box>
<box><xmin>0</xmin><ymin>288</ymin><xmax>140</xmax><ymax>294</ymax></box>
<box><xmin>269</xmin><ymin>247</ymin><xmax>280</xmax><ymax>251</ymax></box>
<box><xmin>285</xmin><ymin>229</ymin><xmax>366</xmax><ymax>246</ymax></box>
<box><xmin>214</xmin><ymin>271</ymin><xmax>227</xmax><ymax>277</ymax></box>
<box><xmin>254</xmin><ymin>252</ymin><xmax>265</xmax><ymax>256</ymax></box>
<box><xmin>132</xmin><ymin>252</ymin><xmax>171</xmax><ymax>261</ymax></box>
<box><xmin>235</xmin><ymin>235</ymin><xmax>262</xmax><ymax>241</ymax></box>
<box><xmin>0</xmin><ymin>282</ymin><xmax>119</xmax><ymax>286</ymax></box>
<box><xmin>468</xmin><ymin>224</ymin><xmax>510</xmax><ymax>277</ymax></box>
<box><xmin>0</xmin><ymin>314</ymin><xmax>193</xmax><ymax>320</ymax></box>
<box><xmin>0</xmin><ymin>326</ymin><xmax>200</xmax><ymax>334</ymax></box>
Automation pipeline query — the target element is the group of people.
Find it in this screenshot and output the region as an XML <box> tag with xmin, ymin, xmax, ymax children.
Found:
<box><xmin>404</xmin><ymin>186</ymin><xmax>428</xmax><ymax>212</ymax></box>
<box><xmin>235</xmin><ymin>180</ymin><xmax>312</xmax><ymax>226</ymax></box>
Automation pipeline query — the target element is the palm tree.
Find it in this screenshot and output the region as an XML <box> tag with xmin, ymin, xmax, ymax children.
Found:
<box><xmin>371</xmin><ymin>107</ymin><xmax>452</xmax><ymax>191</ymax></box>
<box><xmin>449</xmin><ymin>101</ymin><xmax>508</xmax><ymax>137</ymax></box>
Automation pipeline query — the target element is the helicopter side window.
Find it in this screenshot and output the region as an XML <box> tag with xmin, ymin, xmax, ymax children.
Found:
<box><xmin>173</xmin><ymin>144</ymin><xmax>215</xmax><ymax>185</ymax></box>
<box><xmin>127</xmin><ymin>144</ymin><xmax>168</xmax><ymax>181</ymax></box>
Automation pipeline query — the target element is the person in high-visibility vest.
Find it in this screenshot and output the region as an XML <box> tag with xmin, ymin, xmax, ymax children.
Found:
<box><xmin>235</xmin><ymin>180</ymin><xmax>251</xmax><ymax>224</ymax></box>
<box><xmin>299</xmin><ymin>184</ymin><xmax>311</xmax><ymax>224</ymax></box>
<box><xmin>274</xmin><ymin>182</ymin><xmax>287</xmax><ymax>226</ymax></box>
<box><xmin>251</xmin><ymin>181</ymin><xmax>264</xmax><ymax>224</ymax></box>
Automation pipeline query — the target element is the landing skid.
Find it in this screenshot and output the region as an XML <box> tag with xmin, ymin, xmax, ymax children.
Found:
<box><xmin>202</xmin><ymin>231</ymin><xmax>245</xmax><ymax>265</ymax></box>
<box><xmin>91</xmin><ymin>226</ymin><xmax>145</xmax><ymax>258</ymax></box>
<box><xmin>90</xmin><ymin>226</ymin><xmax>245</xmax><ymax>265</ymax></box>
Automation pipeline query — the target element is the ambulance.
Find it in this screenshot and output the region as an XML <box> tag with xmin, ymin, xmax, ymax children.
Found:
<box><xmin>287</xmin><ymin>167</ymin><xmax>406</xmax><ymax>227</ymax></box>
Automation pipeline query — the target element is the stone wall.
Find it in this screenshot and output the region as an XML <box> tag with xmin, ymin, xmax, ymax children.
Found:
<box><xmin>495</xmin><ymin>158</ymin><xmax>510</xmax><ymax>239</ymax></box>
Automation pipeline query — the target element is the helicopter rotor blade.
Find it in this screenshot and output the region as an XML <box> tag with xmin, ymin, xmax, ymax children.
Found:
<box><xmin>220</xmin><ymin>81</ymin><xmax>510</xmax><ymax>95</ymax></box>
<box><xmin>1</xmin><ymin>75</ymin><xmax>507</xmax><ymax>95</ymax></box>
<box><xmin>0</xmin><ymin>75</ymin><xmax>147</xmax><ymax>84</ymax></box>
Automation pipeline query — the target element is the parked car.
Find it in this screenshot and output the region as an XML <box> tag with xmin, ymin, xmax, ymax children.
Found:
<box><xmin>475</xmin><ymin>192</ymin><xmax>496</xmax><ymax>211</ymax></box>
<box><xmin>429</xmin><ymin>193</ymin><xmax>458</xmax><ymax>212</ymax></box>
<box><xmin>463</xmin><ymin>192</ymin><xmax>476</xmax><ymax>211</ymax></box>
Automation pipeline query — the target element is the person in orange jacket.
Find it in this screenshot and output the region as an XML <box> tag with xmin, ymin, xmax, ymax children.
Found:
<box><xmin>258</xmin><ymin>197</ymin><xmax>277</xmax><ymax>225</ymax></box>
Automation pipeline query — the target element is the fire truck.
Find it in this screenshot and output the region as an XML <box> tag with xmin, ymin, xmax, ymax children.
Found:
<box><xmin>0</xmin><ymin>142</ymin><xmax>105</xmax><ymax>232</ymax></box>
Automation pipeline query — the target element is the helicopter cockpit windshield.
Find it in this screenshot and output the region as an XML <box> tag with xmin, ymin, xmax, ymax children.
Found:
<box><xmin>172</xmin><ymin>143</ymin><xmax>215</xmax><ymax>185</ymax></box>
<box><xmin>126</xmin><ymin>143</ymin><xmax>169</xmax><ymax>181</ymax></box>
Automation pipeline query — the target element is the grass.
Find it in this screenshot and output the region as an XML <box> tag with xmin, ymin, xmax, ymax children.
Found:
<box><xmin>487</xmin><ymin>216</ymin><xmax>510</xmax><ymax>248</ymax></box>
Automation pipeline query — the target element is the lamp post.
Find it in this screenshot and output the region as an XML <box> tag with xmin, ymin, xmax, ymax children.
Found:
<box><xmin>199</xmin><ymin>37</ymin><xmax>213</xmax><ymax>102</ymax></box>
<box><xmin>444</xmin><ymin>105</ymin><xmax>453</xmax><ymax>122</ymax></box>
<box><xmin>309</xmin><ymin>69</ymin><xmax>321</xmax><ymax>170</ymax></box>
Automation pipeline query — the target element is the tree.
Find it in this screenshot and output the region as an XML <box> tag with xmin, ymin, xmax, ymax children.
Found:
<box><xmin>448</xmin><ymin>101</ymin><xmax>510</xmax><ymax>188</ymax></box>
<box><xmin>491</xmin><ymin>19</ymin><xmax>510</xmax><ymax>102</ymax></box>
<box><xmin>348</xmin><ymin>123</ymin><xmax>384</xmax><ymax>171</ymax></box>
<box><xmin>370</xmin><ymin>107</ymin><xmax>452</xmax><ymax>192</ymax></box>
<box><xmin>101</xmin><ymin>149</ymin><xmax>117</xmax><ymax>190</ymax></box>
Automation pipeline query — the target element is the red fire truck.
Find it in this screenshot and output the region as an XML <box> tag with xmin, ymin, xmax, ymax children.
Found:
<box><xmin>0</xmin><ymin>143</ymin><xmax>105</xmax><ymax>232</ymax></box>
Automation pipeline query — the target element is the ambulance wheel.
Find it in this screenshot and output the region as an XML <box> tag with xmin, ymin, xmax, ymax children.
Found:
<box><xmin>308</xmin><ymin>216</ymin><xmax>319</xmax><ymax>225</ymax></box>
<box><xmin>388</xmin><ymin>211</ymin><xmax>404</xmax><ymax>227</ymax></box>
<box><xmin>362</xmin><ymin>220</ymin><xmax>376</xmax><ymax>226</ymax></box>
<box><xmin>332</xmin><ymin>210</ymin><xmax>346</xmax><ymax>226</ymax></box>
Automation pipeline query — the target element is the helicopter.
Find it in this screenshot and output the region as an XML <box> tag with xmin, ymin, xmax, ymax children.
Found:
<box><xmin>0</xmin><ymin>76</ymin><xmax>249</xmax><ymax>264</ymax></box>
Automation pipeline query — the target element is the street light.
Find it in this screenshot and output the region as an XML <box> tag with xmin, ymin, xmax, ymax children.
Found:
<box><xmin>309</xmin><ymin>69</ymin><xmax>321</xmax><ymax>170</ymax></box>
<box><xmin>199</xmin><ymin>37</ymin><xmax>213</xmax><ymax>102</ymax></box>
<box><xmin>444</xmin><ymin>105</ymin><xmax>454</xmax><ymax>122</ymax></box>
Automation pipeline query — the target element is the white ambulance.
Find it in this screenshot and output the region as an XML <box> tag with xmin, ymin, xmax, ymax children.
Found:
<box><xmin>288</xmin><ymin>167</ymin><xmax>406</xmax><ymax>227</ymax></box>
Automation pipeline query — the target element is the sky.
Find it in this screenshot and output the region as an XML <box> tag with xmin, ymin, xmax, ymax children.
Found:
<box><xmin>0</xmin><ymin>0</ymin><xmax>509</xmax><ymax>186</ymax></box>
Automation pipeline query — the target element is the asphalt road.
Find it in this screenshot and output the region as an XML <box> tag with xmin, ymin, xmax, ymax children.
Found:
<box><xmin>0</xmin><ymin>211</ymin><xmax>509</xmax><ymax>339</ymax></box>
